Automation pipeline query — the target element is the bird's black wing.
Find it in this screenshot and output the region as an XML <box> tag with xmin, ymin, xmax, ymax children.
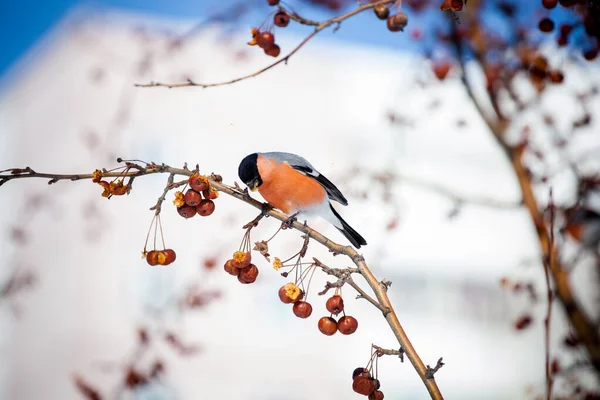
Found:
<box><xmin>291</xmin><ymin>165</ymin><xmax>349</xmax><ymax>206</ymax></box>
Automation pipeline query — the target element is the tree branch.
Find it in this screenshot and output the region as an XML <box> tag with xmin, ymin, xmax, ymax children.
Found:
<box><xmin>0</xmin><ymin>161</ymin><xmax>444</xmax><ymax>399</ymax></box>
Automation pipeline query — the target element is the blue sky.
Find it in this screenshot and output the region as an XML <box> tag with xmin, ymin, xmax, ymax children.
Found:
<box><xmin>0</xmin><ymin>0</ymin><xmax>426</xmax><ymax>78</ymax></box>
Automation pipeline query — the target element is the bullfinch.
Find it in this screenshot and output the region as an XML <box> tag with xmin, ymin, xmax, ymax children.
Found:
<box><xmin>563</xmin><ymin>207</ymin><xmax>600</xmax><ymax>249</ymax></box>
<box><xmin>238</xmin><ymin>152</ymin><xmax>367</xmax><ymax>248</ymax></box>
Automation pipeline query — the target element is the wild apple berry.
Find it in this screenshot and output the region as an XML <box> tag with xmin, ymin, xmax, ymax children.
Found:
<box><xmin>267</xmin><ymin>0</ymin><xmax>280</xmax><ymax>5</ymax></box>
<box><xmin>387</xmin><ymin>13</ymin><xmax>408</xmax><ymax>32</ymax></box>
<box><xmin>337</xmin><ymin>315</ymin><xmax>358</xmax><ymax>335</ymax></box>
<box><xmin>450</xmin><ymin>0</ymin><xmax>463</xmax><ymax>11</ymax></box>
<box><xmin>539</xmin><ymin>18</ymin><xmax>555</xmax><ymax>33</ymax></box>
<box><xmin>374</xmin><ymin>4</ymin><xmax>389</xmax><ymax>20</ymax></box>
<box><xmin>224</xmin><ymin>259</ymin><xmax>239</xmax><ymax>276</ymax></box>
<box><xmin>146</xmin><ymin>250</ymin><xmax>159</xmax><ymax>266</ymax></box>
<box><xmin>184</xmin><ymin>189</ymin><xmax>202</xmax><ymax>207</ymax></box>
<box><xmin>163</xmin><ymin>249</ymin><xmax>176</xmax><ymax>265</ymax></box>
<box><xmin>433</xmin><ymin>61</ymin><xmax>451</xmax><ymax>80</ymax></box>
<box><xmin>257</xmin><ymin>32</ymin><xmax>275</xmax><ymax>49</ymax></box>
<box><xmin>202</xmin><ymin>188</ymin><xmax>218</xmax><ymax>200</ymax></box>
<box><xmin>238</xmin><ymin>264</ymin><xmax>259</xmax><ymax>284</ymax></box>
<box><xmin>274</xmin><ymin>11</ymin><xmax>290</xmax><ymax>27</ymax></box>
<box><xmin>548</xmin><ymin>70</ymin><xmax>564</xmax><ymax>83</ymax></box>
<box><xmin>317</xmin><ymin>316</ymin><xmax>338</xmax><ymax>336</ymax></box>
<box><xmin>325</xmin><ymin>294</ymin><xmax>344</xmax><ymax>315</ymax></box>
<box><xmin>232</xmin><ymin>251</ymin><xmax>251</xmax><ymax>269</ymax></box>
<box><xmin>352</xmin><ymin>376</ymin><xmax>376</xmax><ymax>396</ymax></box>
<box><xmin>155</xmin><ymin>250</ymin><xmax>167</xmax><ymax>265</ymax></box>
<box><xmin>369</xmin><ymin>390</ymin><xmax>385</xmax><ymax>400</ymax></box>
<box><xmin>352</xmin><ymin>367</ymin><xmax>370</xmax><ymax>380</ymax></box>
<box><xmin>584</xmin><ymin>47</ymin><xmax>598</xmax><ymax>61</ymax></box>
<box><xmin>542</xmin><ymin>0</ymin><xmax>558</xmax><ymax>8</ymax></box>
<box><xmin>177</xmin><ymin>205</ymin><xmax>197</xmax><ymax>219</ymax></box>
<box><xmin>264</xmin><ymin>44</ymin><xmax>281</xmax><ymax>57</ymax></box>
<box><xmin>278</xmin><ymin>283</ymin><xmax>302</xmax><ymax>303</ymax></box>
<box><xmin>196</xmin><ymin>199</ymin><xmax>215</xmax><ymax>216</ymax></box>
<box><xmin>189</xmin><ymin>174</ymin><xmax>208</xmax><ymax>192</ymax></box>
<box><xmin>293</xmin><ymin>301</ymin><xmax>313</xmax><ymax>318</ymax></box>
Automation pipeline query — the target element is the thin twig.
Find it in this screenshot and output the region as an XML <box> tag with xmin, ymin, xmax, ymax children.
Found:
<box><xmin>134</xmin><ymin>0</ymin><xmax>397</xmax><ymax>89</ymax></box>
<box><xmin>544</xmin><ymin>190</ymin><xmax>556</xmax><ymax>400</ymax></box>
<box><xmin>373</xmin><ymin>344</ymin><xmax>405</xmax><ymax>362</ymax></box>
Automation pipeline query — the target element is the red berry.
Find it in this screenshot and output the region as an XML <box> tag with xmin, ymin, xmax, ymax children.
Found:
<box><xmin>352</xmin><ymin>367</ymin><xmax>370</xmax><ymax>380</ymax></box>
<box><xmin>146</xmin><ymin>250</ymin><xmax>159</xmax><ymax>266</ymax></box>
<box><xmin>325</xmin><ymin>294</ymin><xmax>344</xmax><ymax>315</ymax></box>
<box><xmin>189</xmin><ymin>174</ymin><xmax>208</xmax><ymax>192</ymax></box>
<box><xmin>450</xmin><ymin>0</ymin><xmax>463</xmax><ymax>11</ymax></box>
<box><xmin>163</xmin><ymin>249</ymin><xmax>176</xmax><ymax>265</ymax></box>
<box><xmin>177</xmin><ymin>205</ymin><xmax>196</xmax><ymax>219</ymax></box>
<box><xmin>184</xmin><ymin>189</ymin><xmax>202</xmax><ymax>206</ymax></box>
<box><xmin>317</xmin><ymin>316</ymin><xmax>338</xmax><ymax>336</ymax></box>
<box><xmin>337</xmin><ymin>315</ymin><xmax>358</xmax><ymax>335</ymax></box>
<box><xmin>274</xmin><ymin>11</ymin><xmax>290</xmax><ymax>27</ymax></box>
<box><xmin>196</xmin><ymin>199</ymin><xmax>215</xmax><ymax>216</ymax></box>
<box><xmin>542</xmin><ymin>0</ymin><xmax>558</xmax><ymax>8</ymax></box>
<box><xmin>538</xmin><ymin>18</ymin><xmax>555</xmax><ymax>33</ymax></box>
<box><xmin>374</xmin><ymin>4</ymin><xmax>390</xmax><ymax>20</ymax></box>
<box><xmin>264</xmin><ymin>44</ymin><xmax>281</xmax><ymax>57</ymax></box>
<box><xmin>433</xmin><ymin>61</ymin><xmax>451</xmax><ymax>80</ymax></box>
<box><xmin>155</xmin><ymin>250</ymin><xmax>167</xmax><ymax>265</ymax></box>
<box><xmin>369</xmin><ymin>390</ymin><xmax>385</xmax><ymax>400</ymax></box>
<box><xmin>232</xmin><ymin>251</ymin><xmax>251</xmax><ymax>269</ymax></box>
<box><xmin>548</xmin><ymin>70</ymin><xmax>564</xmax><ymax>83</ymax></box>
<box><xmin>224</xmin><ymin>259</ymin><xmax>239</xmax><ymax>276</ymax></box>
<box><xmin>238</xmin><ymin>264</ymin><xmax>259</xmax><ymax>284</ymax></box>
<box><xmin>293</xmin><ymin>301</ymin><xmax>313</xmax><ymax>318</ymax></box>
<box><xmin>352</xmin><ymin>376</ymin><xmax>376</xmax><ymax>396</ymax></box>
<box><xmin>267</xmin><ymin>0</ymin><xmax>280</xmax><ymax>5</ymax></box>
<box><xmin>202</xmin><ymin>188</ymin><xmax>218</xmax><ymax>200</ymax></box>
<box><xmin>387</xmin><ymin>13</ymin><xmax>408</xmax><ymax>32</ymax></box>
<box><xmin>584</xmin><ymin>47</ymin><xmax>599</xmax><ymax>61</ymax></box>
<box><xmin>257</xmin><ymin>32</ymin><xmax>275</xmax><ymax>49</ymax></box>
<box><xmin>278</xmin><ymin>283</ymin><xmax>302</xmax><ymax>304</ymax></box>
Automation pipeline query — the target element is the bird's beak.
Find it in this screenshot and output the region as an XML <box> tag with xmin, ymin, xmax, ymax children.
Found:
<box><xmin>250</xmin><ymin>179</ymin><xmax>259</xmax><ymax>192</ymax></box>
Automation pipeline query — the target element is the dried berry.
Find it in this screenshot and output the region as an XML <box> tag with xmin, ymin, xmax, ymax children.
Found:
<box><xmin>352</xmin><ymin>376</ymin><xmax>376</xmax><ymax>396</ymax></box>
<box><xmin>387</xmin><ymin>13</ymin><xmax>408</xmax><ymax>32</ymax></box>
<box><xmin>317</xmin><ymin>316</ymin><xmax>338</xmax><ymax>336</ymax></box>
<box><xmin>232</xmin><ymin>251</ymin><xmax>251</xmax><ymax>269</ymax></box>
<box><xmin>274</xmin><ymin>11</ymin><xmax>290</xmax><ymax>27</ymax></box>
<box><xmin>202</xmin><ymin>188</ymin><xmax>218</xmax><ymax>200</ymax></box>
<box><xmin>374</xmin><ymin>4</ymin><xmax>390</xmax><ymax>20</ymax></box>
<box><xmin>352</xmin><ymin>367</ymin><xmax>370</xmax><ymax>380</ymax></box>
<box><xmin>369</xmin><ymin>390</ymin><xmax>385</xmax><ymax>400</ymax></box>
<box><xmin>163</xmin><ymin>249</ymin><xmax>176</xmax><ymax>265</ymax></box>
<box><xmin>238</xmin><ymin>264</ymin><xmax>259</xmax><ymax>284</ymax></box>
<box><xmin>337</xmin><ymin>315</ymin><xmax>358</xmax><ymax>335</ymax></box>
<box><xmin>146</xmin><ymin>250</ymin><xmax>159</xmax><ymax>266</ymax></box>
<box><xmin>155</xmin><ymin>250</ymin><xmax>167</xmax><ymax>265</ymax></box>
<box><xmin>224</xmin><ymin>259</ymin><xmax>239</xmax><ymax>276</ymax></box>
<box><xmin>189</xmin><ymin>174</ymin><xmax>208</xmax><ymax>192</ymax></box>
<box><xmin>278</xmin><ymin>283</ymin><xmax>302</xmax><ymax>303</ymax></box>
<box><xmin>265</xmin><ymin>44</ymin><xmax>281</xmax><ymax>57</ymax></box>
<box><xmin>177</xmin><ymin>205</ymin><xmax>196</xmax><ymax>219</ymax></box>
<box><xmin>257</xmin><ymin>32</ymin><xmax>275</xmax><ymax>49</ymax></box>
<box><xmin>184</xmin><ymin>189</ymin><xmax>202</xmax><ymax>207</ymax></box>
<box><xmin>293</xmin><ymin>301</ymin><xmax>313</xmax><ymax>318</ymax></box>
<box><xmin>326</xmin><ymin>294</ymin><xmax>344</xmax><ymax>315</ymax></box>
<box><xmin>450</xmin><ymin>0</ymin><xmax>463</xmax><ymax>11</ymax></box>
<box><xmin>196</xmin><ymin>199</ymin><xmax>215</xmax><ymax>216</ymax></box>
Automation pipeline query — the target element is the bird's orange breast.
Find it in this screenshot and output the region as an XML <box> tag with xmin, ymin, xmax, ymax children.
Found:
<box><xmin>256</xmin><ymin>155</ymin><xmax>327</xmax><ymax>214</ymax></box>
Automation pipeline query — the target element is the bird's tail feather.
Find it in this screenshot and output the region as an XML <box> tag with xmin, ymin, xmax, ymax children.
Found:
<box><xmin>330</xmin><ymin>205</ymin><xmax>367</xmax><ymax>248</ymax></box>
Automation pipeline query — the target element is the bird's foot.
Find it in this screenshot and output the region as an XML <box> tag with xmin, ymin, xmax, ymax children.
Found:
<box><xmin>261</xmin><ymin>202</ymin><xmax>274</xmax><ymax>217</ymax></box>
<box><xmin>281</xmin><ymin>212</ymin><xmax>299</xmax><ymax>230</ymax></box>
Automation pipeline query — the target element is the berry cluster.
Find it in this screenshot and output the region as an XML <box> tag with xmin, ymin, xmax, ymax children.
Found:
<box><xmin>278</xmin><ymin>282</ymin><xmax>313</xmax><ymax>318</ymax></box>
<box><xmin>224</xmin><ymin>251</ymin><xmax>260</xmax><ymax>284</ymax></box>
<box><xmin>317</xmin><ymin>294</ymin><xmax>358</xmax><ymax>336</ymax></box>
<box><xmin>174</xmin><ymin>174</ymin><xmax>216</xmax><ymax>219</ymax></box>
<box><xmin>142</xmin><ymin>215</ymin><xmax>177</xmax><ymax>266</ymax></box>
<box><xmin>248</xmin><ymin>28</ymin><xmax>281</xmax><ymax>57</ymax></box>
<box><xmin>352</xmin><ymin>368</ymin><xmax>384</xmax><ymax>399</ymax></box>
<box><xmin>373</xmin><ymin>4</ymin><xmax>408</xmax><ymax>32</ymax></box>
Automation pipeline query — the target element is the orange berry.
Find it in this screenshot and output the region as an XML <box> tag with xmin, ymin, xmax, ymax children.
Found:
<box><xmin>189</xmin><ymin>174</ymin><xmax>208</xmax><ymax>192</ymax></box>
<box><xmin>352</xmin><ymin>376</ymin><xmax>376</xmax><ymax>396</ymax></box>
<box><xmin>293</xmin><ymin>301</ymin><xmax>313</xmax><ymax>318</ymax></box>
<box><xmin>224</xmin><ymin>259</ymin><xmax>240</xmax><ymax>276</ymax></box>
<box><xmin>450</xmin><ymin>0</ymin><xmax>463</xmax><ymax>11</ymax></box>
<box><xmin>257</xmin><ymin>32</ymin><xmax>275</xmax><ymax>49</ymax></box>
<box><xmin>155</xmin><ymin>250</ymin><xmax>167</xmax><ymax>265</ymax></box>
<box><xmin>274</xmin><ymin>11</ymin><xmax>290</xmax><ymax>27</ymax></box>
<box><xmin>146</xmin><ymin>251</ymin><xmax>159</xmax><ymax>266</ymax></box>
<box><xmin>184</xmin><ymin>189</ymin><xmax>202</xmax><ymax>207</ymax></box>
<box><xmin>196</xmin><ymin>199</ymin><xmax>215</xmax><ymax>216</ymax></box>
<box><xmin>163</xmin><ymin>249</ymin><xmax>176</xmax><ymax>265</ymax></box>
<box><xmin>374</xmin><ymin>4</ymin><xmax>390</xmax><ymax>20</ymax></box>
<box><xmin>238</xmin><ymin>264</ymin><xmax>259</xmax><ymax>284</ymax></box>
<box><xmin>317</xmin><ymin>316</ymin><xmax>337</xmax><ymax>336</ymax></box>
<box><xmin>387</xmin><ymin>13</ymin><xmax>408</xmax><ymax>32</ymax></box>
<box><xmin>433</xmin><ymin>61</ymin><xmax>451</xmax><ymax>80</ymax></box>
<box><xmin>278</xmin><ymin>283</ymin><xmax>301</xmax><ymax>304</ymax></box>
<box><xmin>337</xmin><ymin>315</ymin><xmax>358</xmax><ymax>335</ymax></box>
<box><xmin>202</xmin><ymin>188</ymin><xmax>218</xmax><ymax>200</ymax></box>
<box><xmin>369</xmin><ymin>390</ymin><xmax>385</xmax><ymax>400</ymax></box>
<box><xmin>232</xmin><ymin>251</ymin><xmax>251</xmax><ymax>269</ymax></box>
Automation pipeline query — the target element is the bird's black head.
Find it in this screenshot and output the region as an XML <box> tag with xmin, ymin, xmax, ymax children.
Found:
<box><xmin>238</xmin><ymin>153</ymin><xmax>263</xmax><ymax>191</ymax></box>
